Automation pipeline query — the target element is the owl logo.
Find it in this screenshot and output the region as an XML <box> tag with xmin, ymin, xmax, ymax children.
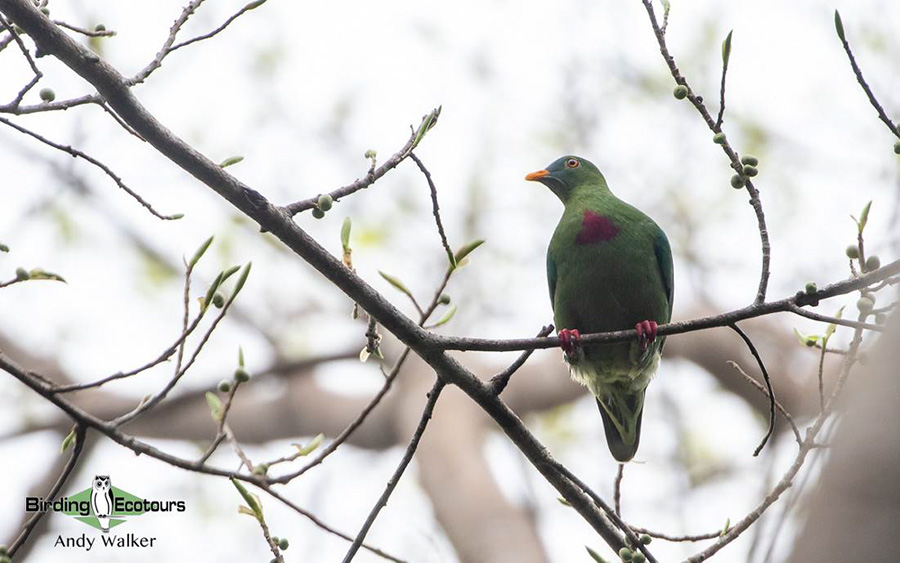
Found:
<box><xmin>90</xmin><ymin>475</ymin><xmax>114</xmax><ymax>533</ymax></box>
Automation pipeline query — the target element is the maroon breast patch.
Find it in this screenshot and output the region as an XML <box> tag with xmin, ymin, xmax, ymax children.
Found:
<box><xmin>575</xmin><ymin>210</ymin><xmax>619</xmax><ymax>245</ymax></box>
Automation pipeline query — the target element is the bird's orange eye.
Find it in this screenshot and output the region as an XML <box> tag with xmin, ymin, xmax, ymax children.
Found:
<box><xmin>566</xmin><ymin>158</ymin><xmax>579</xmax><ymax>168</ymax></box>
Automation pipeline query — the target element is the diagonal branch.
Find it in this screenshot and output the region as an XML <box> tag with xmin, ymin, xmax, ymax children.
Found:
<box><xmin>729</xmin><ymin>323</ymin><xmax>775</xmax><ymax>456</ymax></box>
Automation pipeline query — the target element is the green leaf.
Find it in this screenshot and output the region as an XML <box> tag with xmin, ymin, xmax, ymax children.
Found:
<box><xmin>341</xmin><ymin>217</ymin><xmax>352</xmax><ymax>252</ymax></box>
<box><xmin>556</xmin><ymin>496</ymin><xmax>572</xmax><ymax>507</ymax></box>
<box><xmin>406</xmin><ymin>106</ymin><xmax>442</xmax><ymax>155</ymax></box>
<box><xmin>202</xmin><ymin>271</ymin><xmax>225</xmax><ymax>312</ymax></box>
<box><xmin>189</xmin><ymin>236</ymin><xmax>214</xmax><ymax>268</ymax></box>
<box><xmin>379</xmin><ymin>270</ymin><xmax>414</xmax><ymax>299</ymax></box>
<box><xmin>230</xmin><ymin>478</ymin><xmax>263</xmax><ymax>521</ymax></box>
<box><xmin>220</xmin><ymin>265</ymin><xmax>241</xmax><ymax>283</ymax></box>
<box><xmin>585</xmin><ymin>546</ymin><xmax>609</xmax><ymax>563</ymax></box>
<box><xmin>430</xmin><ymin>304</ymin><xmax>457</xmax><ymax>327</ymax></box>
<box><xmin>60</xmin><ymin>426</ymin><xmax>77</xmax><ymax>453</ymax></box>
<box><xmin>857</xmin><ymin>200</ymin><xmax>872</xmax><ymax>234</ymax></box>
<box><xmin>231</xmin><ymin>262</ymin><xmax>252</xmax><ymax>298</ymax></box>
<box><xmin>824</xmin><ymin>306</ymin><xmax>845</xmax><ymax>340</ymax></box>
<box><xmin>454</xmin><ymin>239</ymin><xmax>485</xmax><ymax>265</ymax></box>
<box><xmin>720</xmin><ymin>517</ymin><xmax>731</xmax><ymax>537</ymax></box>
<box><xmin>722</xmin><ymin>30</ymin><xmax>733</xmax><ymax>66</ymax></box>
<box><xmin>27</xmin><ymin>269</ymin><xmax>66</xmax><ymax>283</ymax></box>
<box><xmin>245</xmin><ymin>0</ymin><xmax>267</xmax><ymax>9</ymax></box>
<box><xmin>219</xmin><ymin>156</ymin><xmax>244</xmax><ymax>168</ymax></box>
<box><xmin>292</xmin><ymin>433</ymin><xmax>324</xmax><ymax>456</ymax></box>
<box><xmin>237</xmin><ymin>505</ymin><xmax>257</xmax><ymax>517</ymax></box>
<box><xmin>205</xmin><ymin>391</ymin><xmax>223</xmax><ymax>421</ymax></box>
<box><xmin>238</xmin><ymin>346</ymin><xmax>245</xmax><ymax>368</ymax></box>
<box><xmin>834</xmin><ymin>10</ymin><xmax>845</xmax><ymax>42</ymax></box>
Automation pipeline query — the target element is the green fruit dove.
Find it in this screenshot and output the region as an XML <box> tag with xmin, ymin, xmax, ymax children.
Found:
<box><xmin>526</xmin><ymin>156</ymin><xmax>674</xmax><ymax>462</ymax></box>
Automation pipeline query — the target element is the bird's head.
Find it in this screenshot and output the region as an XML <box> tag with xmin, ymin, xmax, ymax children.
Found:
<box><xmin>525</xmin><ymin>155</ymin><xmax>608</xmax><ymax>203</ymax></box>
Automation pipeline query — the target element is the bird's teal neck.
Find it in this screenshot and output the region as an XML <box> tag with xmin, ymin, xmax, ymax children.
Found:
<box><xmin>559</xmin><ymin>176</ymin><xmax>614</xmax><ymax>208</ymax></box>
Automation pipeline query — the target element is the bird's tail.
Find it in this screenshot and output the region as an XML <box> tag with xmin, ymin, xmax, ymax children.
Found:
<box><xmin>596</xmin><ymin>388</ymin><xmax>646</xmax><ymax>462</ymax></box>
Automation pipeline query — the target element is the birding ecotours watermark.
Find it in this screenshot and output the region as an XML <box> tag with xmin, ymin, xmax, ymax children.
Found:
<box><xmin>23</xmin><ymin>473</ymin><xmax>185</xmax><ymax>550</ymax></box>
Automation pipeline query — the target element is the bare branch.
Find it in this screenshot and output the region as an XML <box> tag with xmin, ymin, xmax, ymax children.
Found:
<box><xmin>729</xmin><ymin>324</ymin><xmax>776</xmax><ymax>456</ymax></box>
<box><xmin>409</xmin><ymin>152</ymin><xmax>455</xmax><ymax>266</ymax></box>
<box><xmin>169</xmin><ymin>0</ymin><xmax>267</xmax><ymax>53</ymax></box>
<box><xmin>490</xmin><ymin>324</ymin><xmax>554</xmax><ymax>395</ymax></box>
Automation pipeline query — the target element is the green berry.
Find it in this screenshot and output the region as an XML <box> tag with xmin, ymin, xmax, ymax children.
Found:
<box><xmin>805</xmin><ymin>338</ymin><xmax>817</xmax><ymax>347</ymax></box>
<box><xmin>272</xmin><ymin>536</ymin><xmax>279</xmax><ymax>544</ymax></box>
<box><xmin>234</xmin><ymin>367</ymin><xmax>250</xmax><ymax>383</ymax></box>
<box><xmin>217</xmin><ymin>380</ymin><xmax>232</xmax><ymax>393</ymax></box>
<box><xmin>312</xmin><ymin>208</ymin><xmax>325</xmax><ymax>219</ymax></box>
<box><xmin>743</xmin><ymin>164</ymin><xmax>758</xmax><ymax>177</ymax></box>
<box><xmin>618</xmin><ymin>547</ymin><xmax>633</xmax><ymax>561</ymax></box>
<box><xmin>640</xmin><ymin>534</ymin><xmax>652</xmax><ymax>545</ymax></box>
<box><xmin>0</xmin><ymin>545</ymin><xmax>7</xmax><ymax>555</ymax></box>
<box><xmin>39</xmin><ymin>88</ymin><xmax>55</xmax><ymax>102</ymax></box>
<box><xmin>0</xmin><ymin>243</ymin><xmax>8</xmax><ymax>253</ymax></box>
<box><xmin>438</xmin><ymin>294</ymin><xmax>451</xmax><ymax>305</ymax></box>
<box><xmin>875</xmin><ymin>313</ymin><xmax>886</xmax><ymax>325</ymax></box>
<box><xmin>856</xmin><ymin>297</ymin><xmax>874</xmax><ymax>314</ymax></box>
<box><xmin>632</xmin><ymin>553</ymin><xmax>646</xmax><ymax>563</ymax></box>
<box><xmin>673</xmin><ymin>85</ymin><xmax>688</xmax><ymax>100</ymax></box>
<box><xmin>317</xmin><ymin>194</ymin><xmax>333</xmax><ymax>211</ymax></box>
<box><xmin>845</xmin><ymin>245</ymin><xmax>859</xmax><ymax>259</ymax></box>
<box><xmin>730</xmin><ymin>174</ymin><xmax>745</xmax><ymax>189</ymax></box>
<box><xmin>894</xmin><ymin>140</ymin><xmax>900</xmax><ymax>155</ymax></box>
<box><xmin>805</xmin><ymin>282</ymin><xmax>817</xmax><ymax>294</ymax></box>
<box><xmin>740</xmin><ymin>154</ymin><xmax>759</xmax><ymax>166</ymax></box>
<box><xmin>212</xmin><ymin>293</ymin><xmax>225</xmax><ymax>308</ymax></box>
<box><xmin>865</xmin><ymin>255</ymin><xmax>880</xmax><ymax>271</ymax></box>
<box><xmin>40</xmin><ymin>7</ymin><xmax>50</xmax><ymax>15</ymax></box>
<box><xmin>278</xmin><ymin>538</ymin><xmax>289</xmax><ymax>550</ymax></box>
<box><xmin>15</xmin><ymin>267</ymin><xmax>29</xmax><ymax>281</ymax></box>
<box><xmin>252</xmin><ymin>463</ymin><xmax>268</xmax><ymax>476</ymax></box>
<box><xmin>713</xmin><ymin>132</ymin><xmax>726</xmax><ymax>144</ymax></box>
<box><xmin>94</xmin><ymin>24</ymin><xmax>106</xmax><ymax>32</ymax></box>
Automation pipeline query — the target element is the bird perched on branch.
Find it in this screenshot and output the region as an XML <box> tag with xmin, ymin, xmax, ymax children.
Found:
<box><xmin>526</xmin><ymin>156</ymin><xmax>673</xmax><ymax>462</ymax></box>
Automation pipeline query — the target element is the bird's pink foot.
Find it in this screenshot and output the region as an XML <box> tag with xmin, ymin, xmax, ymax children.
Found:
<box><xmin>558</xmin><ymin>328</ymin><xmax>581</xmax><ymax>361</ymax></box>
<box><xmin>635</xmin><ymin>320</ymin><xmax>658</xmax><ymax>352</ymax></box>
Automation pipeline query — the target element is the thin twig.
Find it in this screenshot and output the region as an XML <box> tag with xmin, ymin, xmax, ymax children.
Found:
<box><xmin>640</xmin><ymin>0</ymin><xmax>771</xmax><ymax>305</ymax></box>
<box><xmin>169</xmin><ymin>0</ymin><xmax>267</xmax><ymax>53</ymax></box>
<box><xmin>342</xmin><ymin>378</ymin><xmax>445</xmax><ymax>563</ymax></box>
<box><xmin>490</xmin><ymin>324</ymin><xmax>554</xmax><ymax>394</ymax></box>
<box><xmin>53</xmin><ymin>20</ymin><xmax>116</xmax><ymax>37</ymax></box>
<box><xmin>614</xmin><ymin>464</ymin><xmax>624</xmax><ymax>517</ymax></box>
<box><xmin>836</xmin><ymin>14</ymin><xmax>900</xmax><ymax>138</ymax></box>
<box><xmin>629</xmin><ymin>526</ymin><xmax>720</xmax><ymax>543</ymax></box>
<box><xmin>409</xmin><ymin>152</ymin><xmax>455</xmax><ymax>266</ymax></box>
<box><xmin>0</xmin><ymin>116</ymin><xmax>181</xmax><ymax>219</ymax></box>
<box><xmin>728</xmin><ymin>324</ymin><xmax>775</xmax><ymax>456</ymax></box>
<box><xmin>727</xmin><ymin>361</ymin><xmax>801</xmax><ymax>446</ymax></box>
<box><xmin>786</xmin><ymin>302</ymin><xmax>882</xmax><ymax>332</ymax></box>
<box><xmin>128</xmin><ymin>0</ymin><xmax>205</xmax><ymax>85</ymax></box>
<box><xmin>0</xmin><ymin>13</ymin><xmax>42</xmax><ymax>108</ymax></box>
<box><xmin>715</xmin><ymin>32</ymin><xmax>731</xmax><ymax>130</ymax></box>
<box><xmin>8</xmin><ymin>424</ymin><xmax>86</xmax><ymax>557</ymax></box>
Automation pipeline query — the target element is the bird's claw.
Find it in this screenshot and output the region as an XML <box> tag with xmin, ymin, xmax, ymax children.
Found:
<box><xmin>635</xmin><ymin>320</ymin><xmax>658</xmax><ymax>352</ymax></box>
<box><xmin>559</xmin><ymin>328</ymin><xmax>581</xmax><ymax>361</ymax></box>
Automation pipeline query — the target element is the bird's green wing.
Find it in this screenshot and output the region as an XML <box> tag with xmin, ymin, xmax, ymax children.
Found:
<box><xmin>546</xmin><ymin>253</ymin><xmax>558</xmax><ymax>311</ymax></box>
<box><xmin>654</xmin><ymin>229</ymin><xmax>674</xmax><ymax>317</ymax></box>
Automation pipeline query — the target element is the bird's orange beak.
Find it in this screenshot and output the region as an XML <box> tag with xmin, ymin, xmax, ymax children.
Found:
<box><xmin>525</xmin><ymin>169</ymin><xmax>549</xmax><ymax>182</ymax></box>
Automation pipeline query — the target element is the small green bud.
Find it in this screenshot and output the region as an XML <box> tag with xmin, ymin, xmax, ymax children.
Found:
<box><xmin>893</xmin><ymin>140</ymin><xmax>900</xmax><ymax>154</ymax></box>
<box><xmin>234</xmin><ymin>367</ymin><xmax>251</xmax><ymax>383</ymax></box>
<box><xmin>730</xmin><ymin>174</ymin><xmax>745</xmax><ymax>189</ymax></box>
<box><xmin>212</xmin><ymin>293</ymin><xmax>225</xmax><ymax>308</ymax></box>
<box><xmin>845</xmin><ymin>245</ymin><xmax>859</xmax><ymax>259</ymax></box>
<box><xmin>317</xmin><ymin>194</ymin><xmax>333</xmax><ymax>211</ymax></box>
<box><xmin>252</xmin><ymin>463</ymin><xmax>268</xmax><ymax>476</ymax></box>
<box><xmin>865</xmin><ymin>255</ymin><xmax>880</xmax><ymax>271</ymax></box>
<box><xmin>0</xmin><ymin>545</ymin><xmax>7</xmax><ymax>555</ymax></box>
<box><xmin>94</xmin><ymin>24</ymin><xmax>106</xmax><ymax>32</ymax></box>
<box><xmin>618</xmin><ymin>547</ymin><xmax>633</xmax><ymax>561</ymax></box>
<box><xmin>217</xmin><ymin>380</ymin><xmax>232</xmax><ymax>393</ymax></box>
<box><xmin>834</xmin><ymin>10</ymin><xmax>845</xmax><ymax>42</ymax></box>
<box><xmin>632</xmin><ymin>553</ymin><xmax>646</xmax><ymax>563</ymax></box>
<box><xmin>640</xmin><ymin>534</ymin><xmax>652</xmax><ymax>545</ymax></box>
<box><xmin>278</xmin><ymin>538</ymin><xmax>289</xmax><ymax>550</ymax></box>
<box><xmin>743</xmin><ymin>164</ymin><xmax>758</xmax><ymax>177</ymax></box>
<box><xmin>272</xmin><ymin>536</ymin><xmax>279</xmax><ymax>544</ymax></box>
<box><xmin>805</xmin><ymin>282</ymin><xmax>817</xmax><ymax>294</ymax></box>
<box><xmin>740</xmin><ymin>154</ymin><xmax>759</xmax><ymax>166</ymax></box>
<box><xmin>40</xmin><ymin>7</ymin><xmax>50</xmax><ymax>15</ymax></box>
<box><xmin>312</xmin><ymin>208</ymin><xmax>325</xmax><ymax>219</ymax></box>
<box><xmin>805</xmin><ymin>338</ymin><xmax>817</xmax><ymax>347</ymax></box>
<box><xmin>364</xmin><ymin>149</ymin><xmax>377</xmax><ymax>159</ymax></box>
<box><xmin>875</xmin><ymin>313</ymin><xmax>886</xmax><ymax>325</ymax></box>
<box><xmin>673</xmin><ymin>85</ymin><xmax>688</xmax><ymax>100</ymax></box>
<box><xmin>713</xmin><ymin>132</ymin><xmax>726</xmax><ymax>144</ymax></box>
<box><xmin>15</xmin><ymin>267</ymin><xmax>29</xmax><ymax>281</ymax></box>
<box><xmin>39</xmin><ymin>87</ymin><xmax>56</xmax><ymax>102</ymax></box>
<box><xmin>438</xmin><ymin>293</ymin><xmax>451</xmax><ymax>305</ymax></box>
<box><xmin>856</xmin><ymin>297</ymin><xmax>874</xmax><ymax>314</ymax></box>
<box><xmin>0</xmin><ymin>243</ymin><xmax>8</xmax><ymax>253</ymax></box>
